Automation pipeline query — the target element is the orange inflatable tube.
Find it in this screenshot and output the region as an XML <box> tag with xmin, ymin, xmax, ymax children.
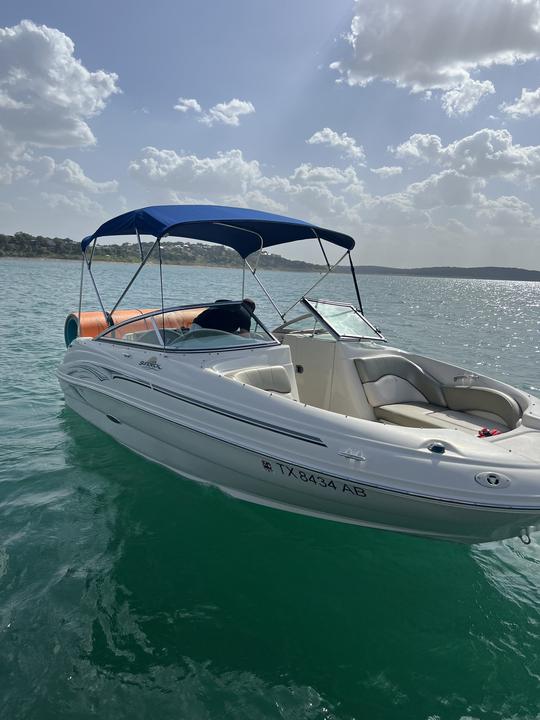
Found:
<box><xmin>64</xmin><ymin>308</ymin><xmax>204</xmax><ymax>346</ymax></box>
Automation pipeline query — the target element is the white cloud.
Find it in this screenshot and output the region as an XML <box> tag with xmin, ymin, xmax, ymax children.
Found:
<box><xmin>354</xmin><ymin>177</ymin><xmax>540</xmax><ymax>247</ymax></box>
<box><xmin>370</xmin><ymin>165</ymin><xmax>402</xmax><ymax>178</ymax></box>
<box><xmin>241</xmin><ymin>190</ymin><xmax>287</xmax><ymax>214</ymax></box>
<box><xmin>173</xmin><ymin>97</ymin><xmax>202</xmax><ymax>114</ymax></box>
<box><xmin>129</xmin><ymin>146</ymin><xmax>357</xmax><ymax>225</ymax></box>
<box><xmin>0</xmin><ymin>20</ymin><xmax>119</xmax><ymax>153</ymax></box>
<box><xmin>129</xmin><ymin>147</ymin><xmax>262</xmax><ymax>196</ymax></box>
<box><xmin>0</xmin><ymin>22</ymin><xmax>119</xmax><ymax>226</ymax></box>
<box><xmin>392</xmin><ymin>134</ymin><xmax>444</xmax><ymax>163</ymax></box>
<box><xmin>501</xmin><ymin>86</ymin><xmax>540</xmax><ymax>117</ymax></box>
<box><xmin>0</xmin><ymin>162</ymin><xmax>28</xmax><ymax>185</ymax></box>
<box><xmin>127</xmin><ymin>144</ymin><xmax>540</xmax><ymax>266</ymax></box>
<box><xmin>358</xmin><ymin>193</ymin><xmax>430</xmax><ymax>228</ymax></box>
<box><xmin>287</xmin><ymin>183</ymin><xmax>349</xmax><ymax>219</ymax></box>
<box><xmin>476</xmin><ymin>194</ymin><xmax>536</xmax><ymax>229</ymax></box>
<box><xmin>50</xmin><ymin>159</ymin><xmax>118</xmax><ymax>193</ymax></box>
<box><xmin>40</xmin><ymin>191</ymin><xmax>105</xmax><ymax>216</ymax></box>
<box><xmin>394</xmin><ymin>128</ymin><xmax>540</xmax><ymax>182</ymax></box>
<box><xmin>331</xmin><ymin>0</ymin><xmax>540</xmax><ymax>114</ymax></box>
<box><xmin>307</xmin><ymin>128</ymin><xmax>365</xmax><ymax>162</ymax></box>
<box><xmin>0</xmin><ymin>151</ymin><xmax>118</xmax><ymax>193</ymax></box>
<box><xmin>441</xmin><ymin>79</ymin><xmax>495</xmax><ymax>117</ymax></box>
<box><xmin>173</xmin><ymin>96</ymin><xmax>255</xmax><ymax>126</ymax></box>
<box><xmin>0</xmin><ymin>90</ymin><xmax>28</xmax><ymax>110</ymax></box>
<box><xmin>290</xmin><ymin>163</ymin><xmax>361</xmax><ymax>186</ymax></box>
<box><xmin>199</xmin><ymin>98</ymin><xmax>255</xmax><ymax>126</ymax></box>
<box><xmin>408</xmin><ymin>171</ymin><xmax>483</xmax><ymax>209</ymax></box>
<box><xmin>444</xmin><ymin>218</ymin><xmax>474</xmax><ymax>237</ymax></box>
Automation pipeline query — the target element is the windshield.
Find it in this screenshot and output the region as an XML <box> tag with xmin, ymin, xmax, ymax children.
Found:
<box><xmin>275</xmin><ymin>298</ymin><xmax>385</xmax><ymax>342</ymax></box>
<box><xmin>96</xmin><ymin>302</ymin><xmax>277</xmax><ymax>351</ymax></box>
<box><xmin>306</xmin><ymin>299</ymin><xmax>384</xmax><ymax>340</ymax></box>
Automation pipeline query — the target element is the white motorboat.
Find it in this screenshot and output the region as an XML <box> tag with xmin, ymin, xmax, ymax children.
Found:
<box><xmin>57</xmin><ymin>205</ymin><xmax>540</xmax><ymax>544</ymax></box>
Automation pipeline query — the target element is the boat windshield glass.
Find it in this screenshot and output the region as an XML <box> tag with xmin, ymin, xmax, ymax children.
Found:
<box><xmin>304</xmin><ymin>299</ymin><xmax>385</xmax><ymax>340</ymax></box>
<box><xmin>276</xmin><ymin>298</ymin><xmax>385</xmax><ymax>341</ymax></box>
<box><xmin>96</xmin><ymin>303</ymin><xmax>277</xmax><ymax>351</ymax></box>
<box><xmin>273</xmin><ymin>313</ymin><xmax>334</xmax><ymax>341</ymax></box>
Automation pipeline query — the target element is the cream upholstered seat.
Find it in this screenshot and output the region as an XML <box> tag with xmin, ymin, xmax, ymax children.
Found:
<box><xmin>354</xmin><ymin>355</ymin><xmax>520</xmax><ymax>433</ymax></box>
<box><xmin>355</xmin><ymin>355</ymin><xmax>446</xmax><ymax>407</ymax></box>
<box><xmin>375</xmin><ymin>403</ymin><xmax>509</xmax><ymax>433</ymax></box>
<box><xmin>442</xmin><ymin>386</ymin><xmax>520</xmax><ymax>428</ymax></box>
<box><xmin>226</xmin><ymin>366</ymin><xmax>293</xmax><ymax>395</ymax></box>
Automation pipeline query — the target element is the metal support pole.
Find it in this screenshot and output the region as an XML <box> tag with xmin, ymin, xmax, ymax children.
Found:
<box><xmin>213</xmin><ymin>221</ymin><xmax>264</xmax><ymax>276</ymax></box>
<box><xmin>158</xmin><ymin>239</ymin><xmax>166</xmax><ymax>349</ymax></box>
<box><xmin>136</xmin><ymin>227</ymin><xmax>144</xmax><ymax>262</ymax></box>
<box><xmin>245</xmin><ymin>259</ymin><xmax>285</xmax><ymax>320</ymax></box>
<box><xmin>88</xmin><ymin>237</ymin><xmax>97</xmax><ymax>267</ymax></box>
<box><xmin>348</xmin><ymin>251</ymin><xmax>364</xmax><ymax>314</ymax></box>
<box><xmin>77</xmin><ymin>253</ymin><xmax>85</xmax><ymax>335</ymax></box>
<box><xmin>82</xmin><ymin>238</ymin><xmax>109</xmax><ymax>324</ymax></box>
<box><xmin>282</xmin><ymin>250</ymin><xmax>348</xmax><ymax>317</ymax></box>
<box><xmin>86</xmin><ymin>260</ymin><xmax>109</xmax><ymax>323</ymax></box>
<box><xmin>109</xmin><ymin>237</ymin><xmax>160</xmax><ymax>315</ymax></box>
<box><xmin>317</xmin><ymin>237</ymin><xmax>330</xmax><ymax>269</ymax></box>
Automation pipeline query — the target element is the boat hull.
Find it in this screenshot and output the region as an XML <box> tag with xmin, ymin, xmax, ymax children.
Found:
<box><xmin>60</xmin><ymin>379</ymin><xmax>539</xmax><ymax>544</ymax></box>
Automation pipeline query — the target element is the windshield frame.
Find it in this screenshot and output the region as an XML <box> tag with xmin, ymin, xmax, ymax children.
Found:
<box><xmin>93</xmin><ymin>302</ymin><xmax>280</xmax><ymax>353</ymax></box>
<box><xmin>298</xmin><ymin>297</ymin><xmax>386</xmax><ymax>342</ymax></box>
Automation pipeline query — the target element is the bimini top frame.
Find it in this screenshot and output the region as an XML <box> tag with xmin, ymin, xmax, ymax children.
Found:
<box><xmin>81</xmin><ymin>204</ymin><xmax>354</xmax><ymax>257</ymax></box>
<box><xmin>78</xmin><ymin>204</ymin><xmax>363</xmax><ymax>336</ymax></box>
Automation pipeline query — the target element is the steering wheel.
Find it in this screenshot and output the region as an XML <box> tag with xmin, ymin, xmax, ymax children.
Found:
<box><xmin>167</xmin><ymin>328</ymin><xmax>232</xmax><ymax>345</ymax></box>
<box><xmin>134</xmin><ymin>328</ymin><xmax>183</xmax><ymax>345</ymax></box>
<box><xmin>161</xmin><ymin>329</ymin><xmax>184</xmax><ymax>343</ymax></box>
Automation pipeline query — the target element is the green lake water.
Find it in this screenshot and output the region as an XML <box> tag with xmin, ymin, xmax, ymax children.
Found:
<box><xmin>1</xmin><ymin>258</ymin><xmax>539</xmax><ymax>720</ymax></box>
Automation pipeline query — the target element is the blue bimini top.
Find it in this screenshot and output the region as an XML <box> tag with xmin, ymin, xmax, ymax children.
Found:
<box><xmin>81</xmin><ymin>204</ymin><xmax>355</xmax><ymax>258</ymax></box>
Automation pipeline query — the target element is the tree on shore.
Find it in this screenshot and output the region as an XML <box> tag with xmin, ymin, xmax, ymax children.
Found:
<box><xmin>0</xmin><ymin>232</ymin><xmax>322</xmax><ymax>272</ymax></box>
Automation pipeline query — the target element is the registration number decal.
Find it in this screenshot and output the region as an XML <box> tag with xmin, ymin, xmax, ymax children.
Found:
<box><xmin>260</xmin><ymin>459</ymin><xmax>366</xmax><ymax>497</ymax></box>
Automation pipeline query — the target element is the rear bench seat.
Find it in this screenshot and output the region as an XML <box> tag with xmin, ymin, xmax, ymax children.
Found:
<box><xmin>354</xmin><ymin>355</ymin><xmax>520</xmax><ymax>434</ymax></box>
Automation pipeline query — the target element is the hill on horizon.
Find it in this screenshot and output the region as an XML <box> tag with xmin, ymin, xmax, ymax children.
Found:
<box><xmin>1</xmin><ymin>231</ymin><xmax>539</xmax><ymax>281</ymax></box>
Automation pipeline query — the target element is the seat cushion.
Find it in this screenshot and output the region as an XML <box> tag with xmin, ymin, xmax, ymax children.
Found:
<box><xmin>354</xmin><ymin>356</ymin><xmax>446</xmax><ymax>406</ymax></box>
<box><xmin>442</xmin><ymin>386</ymin><xmax>520</xmax><ymax>429</ymax></box>
<box><xmin>375</xmin><ymin>402</ymin><xmax>509</xmax><ymax>434</ymax></box>
<box><xmin>229</xmin><ymin>366</ymin><xmax>292</xmax><ymax>394</ymax></box>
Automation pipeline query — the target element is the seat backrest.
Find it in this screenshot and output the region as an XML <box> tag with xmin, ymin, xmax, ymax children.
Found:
<box><xmin>228</xmin><ymin>366</ymin><xmax>293</xmax><ymax>395</ymax></box>
<box><xmin>443</xmin><ymin>386</ymin><xmax>521</xmax><ymax>429</ymax></box>
<box><xmin>354</xmin><ymin>355</ymin><xmax>446</xmax><ymax>407</ymax></box>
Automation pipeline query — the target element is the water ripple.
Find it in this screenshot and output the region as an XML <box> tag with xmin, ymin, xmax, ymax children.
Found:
<box><xmin>1</xmin><ymin>259</ymin><xmax>539</xmax><ymax>720</ymax></box>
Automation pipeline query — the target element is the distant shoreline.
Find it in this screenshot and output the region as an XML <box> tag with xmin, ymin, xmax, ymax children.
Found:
<box><xmin>347</xmin><ymin>265</ymin><xmax>540</xmax><ymax>282</ymax></box>
<box><xmin>1</xmin><ymin>233</ymin><xmax>539</xmax><ymax>280</ymax></box>
<box><xmin>2</xmin><ymin>254</ymin><xmax>539</xmax><ymax>281</ymax></box>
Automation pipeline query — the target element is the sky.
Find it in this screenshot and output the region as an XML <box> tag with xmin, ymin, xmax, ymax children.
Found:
<box><xmin>1</xmin><ymin>0</ymin><xmax>540</xmax><ymax>268</ymax></box>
